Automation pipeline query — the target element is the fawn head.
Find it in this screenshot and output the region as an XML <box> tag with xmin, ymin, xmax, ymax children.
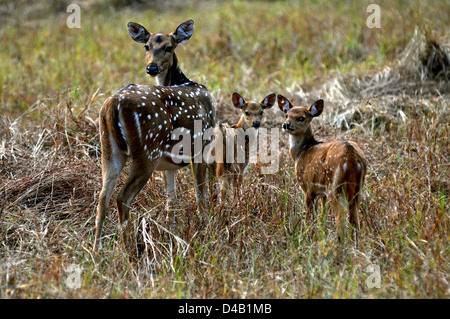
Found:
<box><xmin>278</xmin><ymin>95</ymin><xmax>324</xmax><ymax>136</ymax></box>
<box><xmin>127</xmin><ymin>20</ymin><xmax>194</xmax><ymax>77</ymax></box>
<box><xmin>232</xmin><ymin>92</ymin><xmax>276</xmax><ymax>128</ymax></box>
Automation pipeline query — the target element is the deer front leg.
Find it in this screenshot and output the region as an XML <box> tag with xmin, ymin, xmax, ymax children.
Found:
<box><xmin>192</xmin><ymin>162</ymin><xmax>208</xmax><ymax>217</ymax></box>
<box><xmin>164</xmin><ymin>170</ymin><xmax>177</xmax><ymax>227</ymax></box>
<box><xmin>233</xmin><ymin>172</ymin><xmax>244</xmax><ymax>198</ymax></box>
<box><xmin>218</xmin><ymin>174</ymin><xmax>230</xmax><ymax>203</ymax></box>
<box><xmin>207</xmin><ymin>162</ymin><xmax>218</xmax><ymax>202</ymax></box>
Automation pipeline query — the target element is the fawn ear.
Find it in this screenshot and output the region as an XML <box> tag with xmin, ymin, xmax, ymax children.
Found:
<box><xmin>128</xmin><ymin>22</ymin><xmax>150</xmax><ymax>44</ymax></box>
<box><xmin>260</xmin><ymin>93</ymin><xmax>276</xmax><ymax>109</ymax></box>
<box><xmin>277</xmin><ymin>95</ymin><xmax>293</xmax><ymax>113</ymax></box>
<box><xmin>309</xmin><ymin>99</ymin><xmax>324</xmax><ymax>117</ymax></box>
<box><xmin>172</xmin><ymin>19</ymin><xmax>194</xmax><ymax>44</ymax></box>
<box><xmin>232</xmin><ymin>92</ymin><xmax>246</xmax><ymax>109</ymax></box>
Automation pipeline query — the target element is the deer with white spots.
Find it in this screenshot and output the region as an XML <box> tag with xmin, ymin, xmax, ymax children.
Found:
<box><xmin>278</xmin><ymin>95</ymin><xmax>367</xmax><ymax>242</ymax></box>
<box><xmin>208</xmin><ymin>92</ymin><xmax>276</xmax><ymax>201</ymax></box>
<box><xmin>94</xmin><ymin>20</ymin><xmax>215</xmax><ymax>250</ymax></box>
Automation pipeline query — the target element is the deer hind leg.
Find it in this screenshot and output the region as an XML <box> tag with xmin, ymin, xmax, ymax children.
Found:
<box><xmin>317</xmin><ymin>195</ymin><xmax>326</xmax><ymax>215</ymax></box>
<box><xmin>350</xmin><ymin>171</ymin><xmax>365</xmax><ymax>242</ymax></box>
<box><xmin>330</xmin><ymin>192</ymin><xmax>348</xmax><ymax>243</ymax></box>
<box><xmin>116</xmin><ymin>160</ymin><xmax>155</xmax><ymax>249</ymax></box>
<box><xmin>348</xmin><ymin>193</ymin><xmax>361</xmax><ymax>243</ymax></box>
<box><xmin>304</xmin><ymin>192</ymin><xmax>317</xmax><ymax>219</ymax></box>
<box><xmin>94</xmin><ymin>134</ymin><xmax>127</xmax><ymax>251</ymax></box>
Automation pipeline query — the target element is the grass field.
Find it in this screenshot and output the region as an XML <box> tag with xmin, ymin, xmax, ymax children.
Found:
<box><xmin>0</xmin><ymin>0</ymin><xmax>449</xmax><ymax>298</ymax></box>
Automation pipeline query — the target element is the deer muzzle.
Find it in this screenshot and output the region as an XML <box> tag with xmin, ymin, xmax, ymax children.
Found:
<box><xmin>282</xmin><ymin>122</ymin><xmax>293</xmax><ymax>131</ymax></box>
<box><xmin>146</xmin><ymin>63</ymin><xmax>160</xmax><ymax>76</ymax></box>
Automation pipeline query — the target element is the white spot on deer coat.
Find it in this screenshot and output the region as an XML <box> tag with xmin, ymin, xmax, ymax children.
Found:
<box><xmin>133</xmin><ymin>112</ymin><xmax>142</xmax><ymax>143</ymax></box>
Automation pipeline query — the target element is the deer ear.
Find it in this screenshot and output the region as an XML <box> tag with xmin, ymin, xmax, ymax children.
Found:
<box><xmin>128</xmin><ymin>22</ymin><xmax>150</xmax><ymax>44</ymax></box>
<box><xmin>277</xmin><ymin>95</ymin><xmax>293</xmax><ymax>113</ymax></box>
<box><xmin>260</xmin><ymin>93</ymin><xmax>276</xmax><ymax>109</ymax></box>
<box><xmin>309</xmin><ymin>99</ymin><xmax>324</xmax><ymax>117</ymax></box>
<box><xmin>172</xmin><ymin>19</ymin><xmax>194</xmax><ymax>44</ymax></box>
<box><xmin>232</xmin><ymin>92</ymin><xmax>246</xmax><ymax>109</ymax></box>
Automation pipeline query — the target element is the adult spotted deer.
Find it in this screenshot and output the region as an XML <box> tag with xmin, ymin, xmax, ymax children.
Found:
<box><xmin>278</xmin><ymin>95</ymin><xmax>367</xmax><ymax>241</ymax></box>
<box><xmin>209</xmin><ymin>92</ymin><xmax>276</xmax><ymax>200</ymax></box>
<box><xmin>94</xmin><ymin>20</ymin><xmax>215</xmax><ymax>250</ymax></box>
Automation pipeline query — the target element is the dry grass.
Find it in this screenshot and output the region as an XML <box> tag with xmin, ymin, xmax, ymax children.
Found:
<box><xmin>0</xmin><ymin>0</ymin><xmax>449</xmax><ymax>299</ymax></box>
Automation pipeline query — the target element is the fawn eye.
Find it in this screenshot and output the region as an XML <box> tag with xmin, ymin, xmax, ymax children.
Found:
<box><xmin>245</xmin><ymin>111</ymin><xmax>250</xmax><ymax>116</ymax></box>
<box><xmin>144</xmin><ymin>44</ymin><xmax>149</xmax><ymax>51</ymax></box>
<box><xmin>165</xmin><ymin>46</ymin><xmax>173</xmax><ymax>53</ymax></box>
<box><xmin>298</xmin><ymin>116</ymin><xmax>305</xmax><ymax>122</ymax></box>
<box><xmin>260</xmin><ymin>110</ymin><xmax>264</xmax><ymax>115</ymax></box>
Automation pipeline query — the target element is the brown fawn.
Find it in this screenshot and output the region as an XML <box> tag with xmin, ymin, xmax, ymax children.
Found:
<box><xmin>209</xmin><ymin>92</ymin><xmax>276</xmax><ymax>200</ymax></box>
<box><xmin>278</xmin><ymin>95</ymin><xmax>367</xmax><ymax>241</ymax></box>
<box><xmin>94</xmin><ymin>20</ymin><xmax>215</xmax><ymax>250</ymax></box>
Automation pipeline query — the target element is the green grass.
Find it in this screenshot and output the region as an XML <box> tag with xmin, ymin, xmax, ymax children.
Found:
<box><xmin>2</xmin><ymin>0</ymin><xmax>448</xmax><ymax>117</ymax></box>
<box><xmin>0</xmin><ymin>0</ymin><xmax>449</xmax><ymax>299</ymax></box>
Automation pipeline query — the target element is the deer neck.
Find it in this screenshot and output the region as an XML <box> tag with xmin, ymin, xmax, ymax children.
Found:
<box><xmin>233</xmin><ymin>115</ymin><xmax>259</xmax><ymax>138</ymax></box>
<box><xmin>231</xmin><ymin>115</ymin><xmax>258</xmax><ymax>166</ymax></box>
<box><xmin>289</xmin><ymin>127</ymin><xmax>318</xmax><ymax>162</ymax></box>
<box><xmin>156</xmin><ymin>53</ymin><xmax>191</xmax><ymax>86</ymax></box>
<box><xmin>233</xmin><ymin>115</ymin><xmax>250</xmax><ymax>130</ymax></box>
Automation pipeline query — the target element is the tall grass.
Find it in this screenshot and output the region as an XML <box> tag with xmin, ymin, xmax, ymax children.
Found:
<box><xmin>0</xmin><ymin>0</ymin><xmax>449</xmax><ymax>298</ymax></box>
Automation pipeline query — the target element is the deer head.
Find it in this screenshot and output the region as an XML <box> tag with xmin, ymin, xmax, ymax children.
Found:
<box><xmin>128</xmin><ymin>20</ymin><xmax>194</xmax><ymax>85</ymax></box>
<box><xmin>232</xmin><ymin>92</ymin><xmax>276</xmax><ymax>129</ymax></box>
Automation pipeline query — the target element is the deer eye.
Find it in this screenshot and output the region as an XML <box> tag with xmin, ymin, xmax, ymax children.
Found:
<box><xmin>245</xmin><ymin>111</ymin><xmax>250</xmax><ymax>116</ymax></box>
<box><xmin>144</xmin><ymin>44</ymin><xmax>149</xmax><ymax>51</ymax></box>
<box><xmin>297</xmin><ymin>116</ymin><xmax>305</xmax><ymax>122</ymax></box>
<box><xmin>165</xmin><ymin>46</ymin><xmax>173</xmax><ymax>53</ymax></box>
<box><xmin>260</xmin><ymin>110</ymin><xmax>264</xmax><ymax>115</ymax></box>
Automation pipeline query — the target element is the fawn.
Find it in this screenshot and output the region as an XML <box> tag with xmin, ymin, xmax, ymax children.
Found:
<box><xmin>94</xmin><ymin>20</ymin><xmax>215</xmax><ymax>250</ymax></box>
<box><xmin>278</xmin><ymin>95</ymin><xmax>367</xmax><ymax>241</ymax></box>
<box><xmin>207</xmin><ymin>92</ymin><xmax>276</xmax><ymax>200</ymax></box>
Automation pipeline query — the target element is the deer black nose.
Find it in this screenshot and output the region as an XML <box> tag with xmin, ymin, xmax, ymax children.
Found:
<box><xmin>146</xmin><ymin>63</ymin><xmax>160</xmax><ymax>76</ymax></box>
<box><xmin>252</xmin><ymin>121</ymin><xmax>261</xmax><ymax>128</ymax></box>
<box><xmin>282</xmin><ymin>122</ymin><xmax>292</xmax><ymax>130</ymax></box>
